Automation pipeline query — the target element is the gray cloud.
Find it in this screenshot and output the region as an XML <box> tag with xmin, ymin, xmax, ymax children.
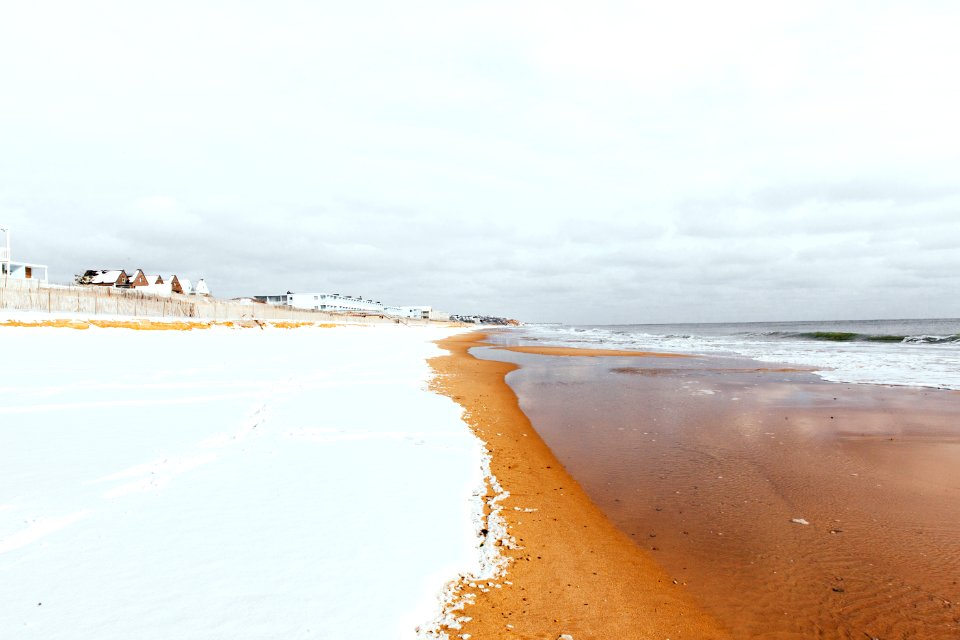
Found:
<box><xmin>2</xmin><ymin>2</ymin><xmax>959</xmax><ymax>324</ymax></box>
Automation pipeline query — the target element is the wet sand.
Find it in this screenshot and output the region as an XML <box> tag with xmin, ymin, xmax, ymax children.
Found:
<box><xmin>430</xmin><ymin>332</ymin><xmax>730</xmax><ymax>639</ymax></box>
<box><xmin>493</xmin><ymin>346</ymin><xmax>695</xmax><ymax>358</ymax></box>
<box><xmin>475</xmin><ymin>338</ymin><xmax>960</xmax><ymax>639</ymax></box>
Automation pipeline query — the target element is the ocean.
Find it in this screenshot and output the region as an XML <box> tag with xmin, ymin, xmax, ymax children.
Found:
<box><xmin>515</xmin><ymin>318</ymin><xmax>960</xmax><ymax>390</ymax></box>
<box><xmin>480</xmin><ymin>320</ymin><xmax>960</xmax><ymax>637</ymax></box>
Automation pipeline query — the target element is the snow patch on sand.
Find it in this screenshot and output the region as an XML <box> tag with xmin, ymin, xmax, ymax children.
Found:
<box><xmin>418</xmin><ymin>452</ymin><xmax>516</xmax><ymax>639</ymax></box>
<box><xmin>0</xmin><ymin>321</ymin><xmax>489</xmax><ymax>639</ymax></box>
<box><xmin>0</xmin><ymin>510</ymin><xmax>93</xmax><ymax>554</ymax></box>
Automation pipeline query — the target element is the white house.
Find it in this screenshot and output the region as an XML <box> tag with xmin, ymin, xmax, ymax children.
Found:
<box><xmin>255</xmin><ymin>292</ymin><xmax>384</xmax><ymax>313</ymax></box>
<box><xmin>253</xmin><ymin>291</ymin><xmax>450</xmax><ymax>320</ymax></box>
<box><xmin>140</xmin><ymin>274</ymin><xmax>172</xmax><ymax>297</ymax></box>
<box><xmin>194</xmin><ymin>279</ymin><xmax>211</xmax><ymax>296</ymax></box>
<box><xmin>1</xmin><ymin>226</ymin><xmax>49</xmax><ymax>283</ymax></box>
<box><xmin>384</xmin><ymin>306</ymin><xmax>450</xmax><ymax>322</ymax></box>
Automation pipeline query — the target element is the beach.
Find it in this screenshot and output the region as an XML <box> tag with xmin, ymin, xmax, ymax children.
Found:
<box><xmin>0</xmin><ymin>320</ymin><xmax>487</xmax><ymax>639</ymax></box>
<box><xmin>5</xmin><ymin>1</ymin><xmax>959</xmax><ymax>636</ymax></box>
<box><xmin>4</xmin><ymin>318</ymin><xmax>958</xmax><ymax>639</ymax></box>
<box><xmin>433</xmin><ymin>328</ymin><xmax>960</xmax><ymax>639</ymax></box>
<box><xmin>430</xmin><ymin>332</ymin><xmax>730</xmax><ymax>639</ymax></box>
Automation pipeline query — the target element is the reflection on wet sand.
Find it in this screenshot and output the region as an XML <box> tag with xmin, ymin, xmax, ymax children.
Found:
<box><xmin>475</xmin><ymin>345</ymin><xmax>960</xmax><ymax>639</ymax></box>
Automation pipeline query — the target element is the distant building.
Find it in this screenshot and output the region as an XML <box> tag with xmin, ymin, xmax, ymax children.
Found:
<box><xmin>1</xmin><ymin>227</ymin><xmax>49</xmax><ymax>283</ymax></box>
<box><xmin>256</xmin><ymin>294</ymin><xmax>287</xmax><ymax>305</ymax></box>
<box><xmin>254</xmin><ymin>291</ymin><xmax>452</xmax><ymax>320</ymax></box>
<box><xmin>79</xmin><ymin>268</ymin><xmax>201</xmax><ymax>296</ymax></box>
<box><xmin>194</xmin><ymin>278</ymin><xmax>211</xmax><ymax>296</ymax></box>
<box><xmin>78</xmin><ymin>269</ymin><xmax>130</xmax><ymax>287</ymax></box>
<box><xmin>140</xmin><ymin>274</ymin><xmax>170</xmax><ymax>297</ymax></box>
<box><xmin>1</xmin><ymin>260</ymin><xmax>49</xmax><ymax>283</ymax></box>
<box><xmin>127</xmin><ymin>269</ymin><xmax>149</xmax><ymax>288</ymax></box>
<box><xmin>385</xmin><ymin>306</ymin><xmax>450</xmax><ymax>322</ymax></box>
<box><xmin>449</xmin><ymin>314</ymin><xmax>519</xmax><ymax>326</ymax></box>
<box><xmin>255</xmin><ymin>292</ymin><xmax>384</xmax><ymax>313</ymax></box>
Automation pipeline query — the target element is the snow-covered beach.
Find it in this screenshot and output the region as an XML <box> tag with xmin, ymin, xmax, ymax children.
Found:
<box><xmin>0</xmin><ymin>321</ymin><xmax>488</xmax><ymax>639</ymax></box>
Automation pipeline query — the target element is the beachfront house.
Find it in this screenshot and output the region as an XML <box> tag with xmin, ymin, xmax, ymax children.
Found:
<box><xmin>254</xmin><ymin>292</ymin><xmax>384</xmax><ymax>313</ymax></box>
<box><xmin>129</xmin><ymin>271</ymin><xmax>172</xmax><ymax>296</ymax></box>
<box><xmin>256</xmin><ymin>293</ymin><xmax>290</xmax><ymax>306</ymax></box>
<box><xmin>385</xmin><ymin>306</ymin><xmax>451</xmax><ymax>322</ymax></box>
<box><xmin>194</xmin><ymin>278</ymin><xmax>211</xmax><ymax>296</ymax></box>
<box><xmin>127</xmin><ymin>269</ymin><xmax>149</xmax><ymax>288</ymax></box>
<box><xmin>1</xmin><ymin>226</ymin><xmax>50</xmax><ymax>284</ymax></box>
<box><xmin>78</xmin><ymin>269</ymin><xmax>130</xmax><ymax>287</ymax></box>
<box><xmin>140</xmin><ymin>274</ymin><xmax>170</xmax><ymax>297</ymax></box>
<box><xmin>83</xmin><ymin>268</ymin><xmax>196</xmax><ymax>296</ymax></box>
<box><xmin>253</xmin><ymin>292</ymin><xmax>451</xmax><ymax>320</ymax></box>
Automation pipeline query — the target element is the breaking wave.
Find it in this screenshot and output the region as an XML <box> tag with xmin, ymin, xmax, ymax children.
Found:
<box><xmin>766</xmin><ymin>332</ymin><xmax>960</xmax><ymax>344</ymax></box>
<box><xmin>517</xmin><ymin>320</ymin><xmax>960</xmax><ymax>390</ymax></box>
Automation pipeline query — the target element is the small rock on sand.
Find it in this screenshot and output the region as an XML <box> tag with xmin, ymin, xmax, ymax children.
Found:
<box><xmin>791</xmin><ymin>518</ymin><xmax>810</xmax><ymax>525</ymax></box>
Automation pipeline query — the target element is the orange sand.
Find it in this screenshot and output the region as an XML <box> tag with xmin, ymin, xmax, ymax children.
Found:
<box><xmin>480</xmin><ymin>339</ymin><xmax>960</xmax><ymax>638</ymax></box>
<box><xmin>429</xmin><ymin>332</ymin><xmax>729</xmax><ymax>639</ymax></box>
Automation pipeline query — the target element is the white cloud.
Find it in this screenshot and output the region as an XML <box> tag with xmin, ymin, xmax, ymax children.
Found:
<box><xmin>1</xmin><ymin>1</ymin><xmax>958</xmax><ymax>322</ymax></box>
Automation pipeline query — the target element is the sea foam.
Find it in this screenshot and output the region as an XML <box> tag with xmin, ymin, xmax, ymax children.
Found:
<box><xmin>520</xmin><ymin>319</ymin><xmax>960</xmax><ymax>390</ymax></box>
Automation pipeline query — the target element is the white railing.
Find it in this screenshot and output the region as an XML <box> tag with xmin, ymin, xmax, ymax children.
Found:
<box><xmin>0</xmin><ymin>247</ymin><xmax>8</xmax><ymax>262</ymax></box>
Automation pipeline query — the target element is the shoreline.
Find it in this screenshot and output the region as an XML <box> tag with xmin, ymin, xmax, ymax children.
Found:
<box><xmin>463</xmin><ymin>333</ymin><xmax>960</xmax><ymax>638</ymax></box>
<box><xmin>429</xmin><ymin>331</ymin><xmax>729</xmax><ymax>639</ymax></box>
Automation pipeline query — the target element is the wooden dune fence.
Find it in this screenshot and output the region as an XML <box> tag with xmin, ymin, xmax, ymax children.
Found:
<box><xmin>0</xmin><ymin>280</ymin><xmax>399</xmax><ymax>324</ymax></box>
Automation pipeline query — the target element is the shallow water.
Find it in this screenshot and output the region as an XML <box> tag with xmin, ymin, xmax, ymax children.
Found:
<box><xmin>521</xmin><ymin>319</ymin><xmax>960</xmax><ymax>390</ymax></box>
<box><xmin>476</xmin><ymin>343</ymin><xmax>960</xmax><ymax>638</ymax></box>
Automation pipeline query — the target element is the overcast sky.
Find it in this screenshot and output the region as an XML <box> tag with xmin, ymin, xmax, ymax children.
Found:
<box><xmin>1</xmin><ymin>1</ymin><xmax>958</xmax><ymax>323</ymax></box>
